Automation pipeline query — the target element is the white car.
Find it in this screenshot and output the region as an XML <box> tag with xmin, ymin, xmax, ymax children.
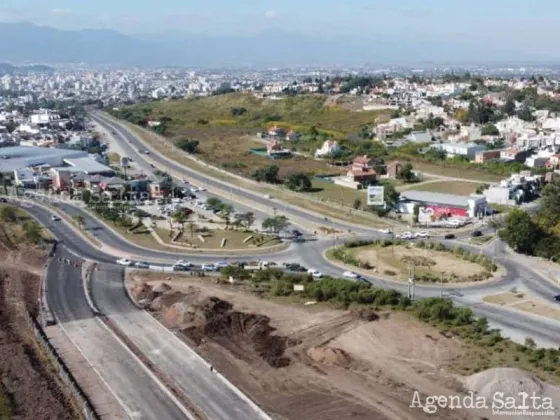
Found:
<box><xmin>116</xmin><ymin>258</ymin><xmax>133</xmax><ymax>266</ymax></box>
<box><xmin>378</xmin><ymin>228</ymin><xmax>392</xmax><ymax>235</ymax></box>
<box><xmin>174</xmin><ymin>260</ymin><xmax>193</xmax><ymax>268</ymax></box>
<box><xmin>264</xmin><ymin>194</ymin><xmax>271</xmax><ymax>199</ymax></box>
<box><xmin>51</xmin><ymin>215</ymin><xmax>61</xmax><ymax>221</ymax></box>
<box><xmin>307</xmin><ymin>269</ymin><xmax>323</xmax><ymax>278</ymax></box>
<box><xmin>198</xmin><ymin>187</ymin><xmax>207</xmax><ymax>191</ymax></box>
<box><xmin>190</xmin><ymin>187</ymin><xmax>199</xmax><ymax>192</ymax></box>
<box><xmin>215</xmin><ymin>261</ymin><xmax>230</xmax><ymax>269</ymax></box>
<box><xmin>202</xmin><ymin>263</ymin><xmax>217</xmax><ymax>272</ymax></box>
<box><xmin>171</xmin><ymin>198</ymin><xmax>182</xmax><ymax>204</ymax></box>
<box><xmin>416</xmin><ymin>231</ymin><xmax>430</xmax><ymax>238</ymax></box>
<box><xmin>343</xmin><ymin>271</ymin><xmax>359</xmax><ymax>279</ymax></box>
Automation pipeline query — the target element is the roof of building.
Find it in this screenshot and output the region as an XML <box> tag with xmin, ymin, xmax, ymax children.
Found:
<box><xmin>353</xmin><ymin>155</ymin><xmax>374</xmax><ymax>164</ymax></box>
<box><xmin>54</xmin><ymin>157</ymin><xmax>114</xmax><ymax>175</ymax></box>
<box><xmin>400</xmin><ymin>190</ymin><xmax>478</xmax><ymax>208</ymax></box>
<box><xmin>0</xmin><ymin>146</ymin><xmax>87</xmax><ymax>173</ymax></box>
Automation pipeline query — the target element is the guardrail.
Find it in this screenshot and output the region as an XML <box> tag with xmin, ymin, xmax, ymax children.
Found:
<box><xmin>31</xmin><ymin>318</ymin><xmax>99</xmax><ymax>420</ymax></box>
<box><xmin>39</xmin><ymin>241</ymin><xmax>57</xmax><ymax>326</ymax></box>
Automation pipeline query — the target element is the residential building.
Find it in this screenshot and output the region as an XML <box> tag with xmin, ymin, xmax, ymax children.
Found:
<box><xmin>315</xmin><ymin>140</ymin><xmax>341</xmax><ymax>158</ymax></box>
<box><xmin>432</xmin><ymin>142</ymin><xmax>485</xmax><ymax>160</ymax></box>
<box><xmin>405</xmin><ymin>131</ymin><xmax>433</xmax><ymax>143</ymax></box>
<box><xmin>474</xmin><ymin>149</ymin><xmax>502</xmax><ymax>164</ymax></box>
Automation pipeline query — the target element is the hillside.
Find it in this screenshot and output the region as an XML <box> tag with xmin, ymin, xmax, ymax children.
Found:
<box><xmin>117</xmin><ymin>93</ymin><xmax>388</xmax><ymax>138</ymax></box>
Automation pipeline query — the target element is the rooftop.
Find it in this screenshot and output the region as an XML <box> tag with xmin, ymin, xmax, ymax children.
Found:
<box><xmin>400</xmin><ymin>190</ymin><xmax>478</xmax><ymax>208</ymax></box>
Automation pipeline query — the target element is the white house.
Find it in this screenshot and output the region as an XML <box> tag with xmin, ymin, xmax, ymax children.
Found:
<box><xmin>405</xmin><ymin>131</ymin><xmax>433</xmax><ymax>143</ymax></box>
<box><xmin>432</xmin><ymin>142</ymin><xmax>485</xmax><ymax>160</ymax></box>
<box><xmin>315</xmin><ymin>140</ymin><xmax>341</xmax><ymax>158</ymax></box>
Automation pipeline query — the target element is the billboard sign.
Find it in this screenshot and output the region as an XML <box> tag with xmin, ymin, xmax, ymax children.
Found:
<box><xmin>417</xmin><ymin>207</ymin><xmax>433</xmax><ymax>224</ymax></box>
<box><xmin>367</xmin><ymin>186</ymin><xmax>385</xmax><ymax>206</ymax></box>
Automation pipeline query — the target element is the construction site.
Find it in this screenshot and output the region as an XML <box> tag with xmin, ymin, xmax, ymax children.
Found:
<box><xmin>127</xmin><ymin>270</ymin><xmax>560</xmax><ymax>420</ymax></box>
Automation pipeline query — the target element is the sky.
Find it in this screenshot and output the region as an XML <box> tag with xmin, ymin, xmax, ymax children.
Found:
<box><xmin>1</xmin><ymin>0</ymin><xmax>560</xmax><ymax>57</ymax></box>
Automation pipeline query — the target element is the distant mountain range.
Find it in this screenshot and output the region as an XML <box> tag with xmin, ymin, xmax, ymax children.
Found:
<box><xmin>0</xmin><ymin>21</ymin><xmax>554</xmax><ymax>67</ymax></box>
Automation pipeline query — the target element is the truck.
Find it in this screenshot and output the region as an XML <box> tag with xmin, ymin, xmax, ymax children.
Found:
<box><xmin>244</xmin><ymin>261</ymin><xmax>270</xmax><ymax>271</ymax></box>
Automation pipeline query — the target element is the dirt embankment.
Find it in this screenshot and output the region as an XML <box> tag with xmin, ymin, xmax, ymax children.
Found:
<box><xmin>129</xmin><ymin>275</ymin><xmax>475</xmax><ymax>420</ymax></box>
<box><xmin>0</xmin><ymin>248</ymin><xmax>79</xmax><ymax>420</ymax></box>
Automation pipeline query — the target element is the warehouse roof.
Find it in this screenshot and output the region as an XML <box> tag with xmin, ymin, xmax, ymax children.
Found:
<box><xmin>400</xmin><ymin>190</ymin><xmax>475</xmax><ymax>208</ymax></box>
<box><xmin>59</xmin><ymin>157</ymin><xmax>114</xmax><ymax>175</ymax></box>
<box><xmin>0</xmin><ymin>146</ymin><xmax>87</xmax><ymax>173</ymax></box>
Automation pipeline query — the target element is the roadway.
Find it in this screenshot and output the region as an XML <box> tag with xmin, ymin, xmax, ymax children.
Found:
<box><xmin>92</xmin><ymin>263</ymin><xmax>268</xmax><ymax>420</ymax></box>
<box><xmin>46</xmin><ymin>246</ymin><xmax>192</xmax><ymax>420</ymax></box>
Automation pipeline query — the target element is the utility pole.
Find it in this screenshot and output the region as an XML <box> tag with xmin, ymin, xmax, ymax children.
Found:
<box><xmin>440</xmin><ymin>272</ymin><xmax>444</xmax><ymax>298</ymax></box>
<box><xmin>408</xmin><ymin>262</ymin><xmax>415</xmax><ymax>301</ymax></box>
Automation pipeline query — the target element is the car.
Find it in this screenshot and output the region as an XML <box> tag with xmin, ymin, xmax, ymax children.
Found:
<box><xmin>182</xmin><ymin>179</ymin><xmax>189</xmax><ymax>184</ymax></box>
<box><xmin>143</xmin><ymin>150</ymin><xmax>150</xmax><ymax>155</ymax></box>
<box><xmin>149</xmin><ymin>164</ymin><xmax>155</xmax><ymax>168</ymax></box>
<box><xmin>444</xmin><ymin>233</ymin><xmax>456</xmax><ymax>240</ymax></box>
<box><xmin>307</xmin><ymin>269</ymin><xmax>323</xmax><ymax>278</ymax></box>
<box><xmin>174</xmin><ymin>260</ymin><xmax>193</xmax><ymax>268</ymax></box>
<box><xmin>215</xmin><ymin>261</ymin><xmax>230</xmax><ymax>269</ymax></box>
<box><xmin>116</xmin><ymin>259</ymin><xmax>133</xmax><ymax>266</ymax></box>
<box><xmin>264</xmin><ymin>194</ymin><xmax>271</xmax><ymax>199</ymax></box>
<box><xmin>198</xmin><ymin>187</ymin><xmax>207</xmax><ymax>191</ymax></box>
<box><xmin>291</xmin><ymin>229</ymin><xmax>303</xmax><ymax>237</ymax></box>
<box><xmin>134</xmin><ymin>261</ymin><xmax>150</xmax><ymax>269</ymax></box>
<box><xmin>343</xmin><ymin>271</ymin><xmax>359</xmax><ymax>279</ymax></box>
<box><xmin>112</xmin><ymin>130</ymin><xmax>117</xmax><ymax>135</ymax></box>
<box><xmin>284</xmin><ymin>263</ymin><xmax>307</xmax><ymax>272</ymax></box>
<box><xmin>378</xmin><ymin>228</ymin><xmax>392</xmax><ymax>235</ymax></box>
<box><xmin>171</xmin><ymin>198</ymin><xmax>182</xmax><ymax>204</ymax></box>
<box><xmin>202</xmin><ymin>263</ymin><xmax>217</xmax><ymax>272</ymax></box>
<box><xmin>51</xmin><ymin>215</ymin><xmax>61</xmax><ymax>221</ymax></box>
<box><xmin>416</xmin><ymin>231</ymin><xmax>430</xmax><ymax>238</ymax></box>
<box><xmin>471</xmin><ymin>230</ymin><xmax>483</xmax><ymax>237</ymax></box>
<box><xmin>190</xmin><ymin>187</ymin><xmax>199</xmax><ymax>192</ymax></box>
<box><xmin>554</xmin><ymin>294</ymin><xmax>560</xmax><ymax>302</ymax></box>
<box><xmin>0</xmin><ymin>197</ymin><xmax>6</xmax><ymax>203</ymax></box>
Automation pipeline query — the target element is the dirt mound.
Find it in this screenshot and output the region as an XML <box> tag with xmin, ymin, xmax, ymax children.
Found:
<box><xmin>461</xmin><ymin>367</ymin><xmax>560</xmax><ymax>405</ymax></box>
<box><xmin>350</xmin><ymin>307</ymin><xmax>379</xmax><ymax>322</ymax></box>
<box><xmin>307</xmin><ymin>346</ymin><xmax>352</xmax><ymax>367</ymax></box>
<box><xmin>173</xmin><ymin>295</ymin><xmax>292</xmax><ymax>368</ymax></box>
<box><xmin>152</xmin><ymin>282</ymin><xmax>172</xmax><ymax>294</ymax></box>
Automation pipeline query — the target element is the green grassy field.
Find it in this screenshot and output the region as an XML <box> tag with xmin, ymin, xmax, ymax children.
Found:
<box><xmin>410</xmin><ymin>161</ymin><xmax>503</xmax><ymax>183</ymax></box>
<box><xmin>404</xmin><ymin>180</ymin><xmax>480</xmax><ymax>196</ymax></box>
<box><xmin>306</xmin><ymin>179</ymin><xmax>367</xmax><ymax>208</ymax></box>
<box><xmin>132</xmin><ymin>93</ymin><xmax>389</xmax><ymax>137</ymax></box>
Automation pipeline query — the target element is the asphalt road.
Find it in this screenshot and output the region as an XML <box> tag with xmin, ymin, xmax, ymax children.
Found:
<box><xmin>92</xmin><ymin>264</ymin><xmax>268</xmax><ymax>420</ymax></box>
<box><xmin>46</xmin><ymin>246</ymin><xmax>191</xmax><ymax>420</ymax></box>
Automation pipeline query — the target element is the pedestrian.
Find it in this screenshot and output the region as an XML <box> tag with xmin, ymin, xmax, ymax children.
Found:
<box><xmin>210</xmin><ymin>365</ymin><xmax>214</xmax><ymax>373</ymax></box>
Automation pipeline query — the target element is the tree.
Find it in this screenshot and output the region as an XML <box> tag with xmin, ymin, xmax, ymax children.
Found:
<box><xmin>73</xmin><ymin>215</ymin><xmax>85</xmax><ymax>229</ymax></box>
<box><xmin>175</xmin><ymin>139</ymin><xmax>199</xmax><ymax>154</ymax></box>
<box><xmin>252</xmin><ymin>165</ymin><xmax>279</xmax><ymax>184</ymax></box>
<box><xmin>353</xmin><ymin>198</ymin><xmax>362</xmax><ymax>210</ymax></box>
<box><xmin>501</xmin><ymin>98</ymin><xmax>516</xmax><ymax>116</ymax></box>
<box><xmin>481</xmin><ymin>124</ymin><xmax>500</xmax><ymax>136</ymax></box>
<box><xmin>382</xmin><ymin>181</ymin><xmax>400</xmax><ymax>208</ymax></box>
<box><xmin>285</xmin><ymin>173</ymin><xmax>312</xmax><ymax>192</ymax></box>
<box><xmin>517</xmin><ymin>106</ymin><xmax>533</xmax><ymax>122</ymax></box>
<box><xmin>206</xmin><ymin>197</ymin><xmax>224</xmax><ymax>212</ymax></box>
<box><xmin>188</xmin><ymin>221</ymin><xmax>197</xmax><ymax>237</ymax></box>
<box><xmin>475</xmin><ymin>184</ymin><xmax>489</xmax><ymax>195</ymax></box>
<box><xmin>499</xmin><ymin>209</ymin><xmax>543</xmax><ymax>255</ymax></box>
<box><xmin>536</xmin><ymin>182</ymin><xmax>560</xmax><ymax>232</ymax></box>
<box><xmin>397</xmin><ymin>163</ymin><xmax>416</xmax><ymax>183</ymax></box>
<box><xmin>23</xmin><ymin>220</ymin><xmax>42</xmax><ymax>244</ymax></box>
<box><xmin>234</xmin><ymin>212</ymin><xmax>255</xmax><ymax>230</ymax></box>
<box><xmin>219</xmin><ymin>204</ymin><xmax>234</xmax><ymax>225</ymax></box>
<box><xmin>262</xmin><ymin>215</ymin><xmax>289</xmax><ymax>236</ymax></box>
<box><xmin>0</xmin><ymin>206</ymin><xmax>17</xmax><ymax>223</ymax></box>
<box><xmin>172</xmin><ymin>211</ymin><xmax>188</xmax><ymax>231</ymax></box>
<box><xmin>82</xmin><ymin>189</ymin><xmax>92</xmax><ymax>205</ymax></box>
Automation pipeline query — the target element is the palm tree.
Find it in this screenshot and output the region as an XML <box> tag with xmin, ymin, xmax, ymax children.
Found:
<box><xmin>188</xmin><ymin>221</ymin><xmax>197</xmax><ymax>238</ymax></box>
<box><xmin>172</xmin><ymin>211</ymin><xmax>188</xmax><ymax>231</ymax></box>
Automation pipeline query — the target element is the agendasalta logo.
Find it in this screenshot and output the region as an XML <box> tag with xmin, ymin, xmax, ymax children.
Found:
<box><xmin>410</xmin><ymin>391</ymin><xmax>556</xmax><ymax>416</ymax></box>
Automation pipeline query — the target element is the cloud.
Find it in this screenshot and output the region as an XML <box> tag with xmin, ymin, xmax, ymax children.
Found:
<box><xmin>51</xmin><ymin>8</ymin><xmax>72</xmax><ymax>15</ymax></box>
<box><xmin>264</xmin><ymin>10</ymin><xmax>278</xmax><ymax>19</ymax></box>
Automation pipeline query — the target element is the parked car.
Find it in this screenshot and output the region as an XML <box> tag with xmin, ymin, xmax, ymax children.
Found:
<box><xmin>134</xmin><ymin>261</ymin><xmax>150</xmax><ymax>269</ymax></box>
<box><xmin>174</xmin><ymin>260</ymin><xmax>193</xmax><ymax>268</ymax></box>
<box><xmin>471</xmin><ymin>230</ymin><xmax>483</xmax><ymax>237</ymax></box>
<box><xmin>116</xmin><ymin>258</ymin><xmax>133</xmax><ymax>266</ymax></box>
<box><xmin>307</xmin><ymin>269</ymin><xmax>323</xmax><ymax>279</ymax></box>
<box><xmin>284</xmin><ymin>263</ymin><xmax>307</xmax><ymax>272</ymax></box>
<box><xmin>554</xmin><ymin>294</ymin><xmax>560</xmax><ymax>302</ymax></box>
<box><xmin>444</xmin><ymin>233</ymin><xmax>456</xmax><ymax>240</ymax></box>
<box><xmin>343</xmin><ymin>271</ymin><xmax>359</xmax><ymax>279</ymax></box>
<box><xmin>172</xmin><ymin>198</ymin><xmax>182</xmax><ymax>204</ymax></box>
<box><xmin>378</xmin><ymin>228</ymin><xmax>392</xmax><ymax>235</ymax></box>
<box><xmin>215</xmin><ymin>261</ymin><xmax>230</xmax><ymax>269</ymax></box>
<box><xmin>51</xmin><ymin>215</ymin><xmax>61</xmax><ymax>221</ymax></box>
<box><xmin>202</xmin><ymin>263</ymin><xmax>217</xmax><ymax>272</ymax></box>
<box><xmin>416</xmin><ymin>231</ymin><xmax>430</xmax><ymax>238</ymax></box>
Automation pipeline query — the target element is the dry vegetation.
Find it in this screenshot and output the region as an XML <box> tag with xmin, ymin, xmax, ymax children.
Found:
<box><xmin>127</xmin><ymin>271</ymin><xmax>560</xmax><ymax>420</ymax></box>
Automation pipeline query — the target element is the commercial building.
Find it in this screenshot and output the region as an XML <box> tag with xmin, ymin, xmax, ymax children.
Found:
<box><xmin>474</xmin><ymin>149</ymin><xmax>502</xmax><ymax>163</ymax></box>
<box><xmin>398</xmin><ymin>190</ymin><xmax>488</xmax><ymax>218</ymax></box>
<box><xmin>432</xmin><ymin>142</ymin><xmax>486</xmax><ymax>160</ymax></box>
<box><xmin>0</xmin><ymin>146</ymin><xmax>87</xmax><ymax>174</ymax></box>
